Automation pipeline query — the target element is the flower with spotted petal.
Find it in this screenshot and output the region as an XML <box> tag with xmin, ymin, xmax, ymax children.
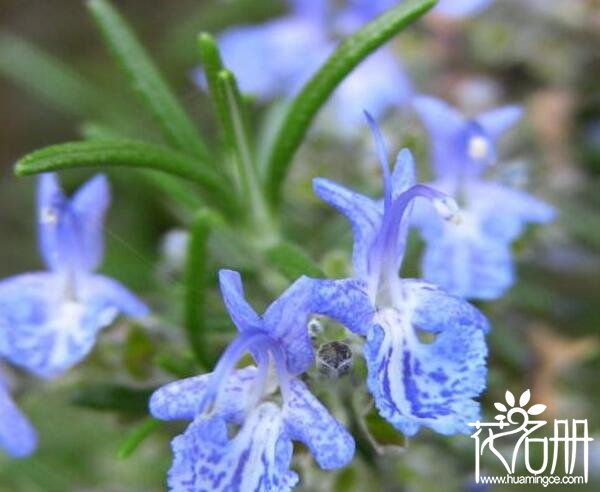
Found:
<box><xmin>412</xmin><ymin>96</ymin><xmax>555</xmax><ymax>300</ymax></box>
<box><xmin>0</xmin><ymin>173</ymin><xmax>149</xmax><ymax>379</ymax></box>
<box><xmin>150</xmin><ymin>269</ymin><xmax>367</xmax><ymax>491</ymax></box>
<box><xmin>313</xmin><ymin>113</ymin><xmax>489</xmax><ymax>436</ymax></box>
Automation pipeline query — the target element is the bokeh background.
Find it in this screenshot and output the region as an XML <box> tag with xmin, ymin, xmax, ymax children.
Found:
<box><xmin>0</xmin><ymin>1</ymin><xmax>598</xmax><ymax>491</ymax></box>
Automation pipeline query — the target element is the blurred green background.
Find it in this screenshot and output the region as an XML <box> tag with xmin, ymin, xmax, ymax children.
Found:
<box><xmin>0</xmin><ymin>1</ymin><xmax>598</xmax><ymax>491</ymax></box>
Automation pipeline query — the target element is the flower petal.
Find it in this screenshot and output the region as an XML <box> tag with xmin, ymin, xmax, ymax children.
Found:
<box><xmin>412</xmin><ymin>96</ymin><xmax>466</xmax><ymax>179</ymax></box>
<box><xmin>310</xmin><ymin>279</ymin><xmax>374</xmax><ymax>335</ymax></box>
<box><xmin>0</xmin><ymin>273</ymin><xmax>98</xmax><ymax>378</ymax></box>
<box><xmin>364</xmin><ymin>281</ymin><xmax>488</xmax><ymax>436</ymax></box>
<box><xmin>473</xmin><ymin>183</ymin><xmax>555</xmax><ymax>242</ymax></box>
<box><xmin>0</xmin><ymin>384</ymin><xmax>37</xmax><ymax>458</ymax></box>
<box><xmin>313</xmin><ymin>177</ymin><xmax>382</xmax><ymax>280</ymax></box>
<box><xmin>262</xmin><ymin>276</ymin><xmax>317</xmax><ymax>374</ymax></box>
<box><xmin>70</xmin><ymin>174</ymin><xmax>111</xmax><ymax>272</ymax></box>
<box><xmin>283</xmin><ymin>378</ymin><xmax>355</xmax><ymax>469</ymax></box>
<box><xmin>391</xmin><ymin>149</ymin><xmax>417</xmax><ymax>199</ymax></box>
<box><xmin>421</xmin><ymin>232</ymin><xmax>514</xmax><ymax>301</ymax></box>
<box><xmin>150</xmin><ymin>367</ymin><xmax>260</xmax><ymax>423</ymax></box>
<box><xmin>475</xmin><ymin>105</ymin><xmax>523</xmax><ymax>142</ymax></box>
<box><xmin>80</xmin><ymin>274</ymin><xmax>150</xmax><ymax>319</ymax></box>
<box><xmin>37</xmin><ymin>173</ymin><xmax>71</xmax><ymax>272</ymax></box>
<box><xmin>168</xmin><ymin>403</ymin><xmax>298</xmax><ymax>492</ymax></box>
<box><xmin>218</xmin><ymin>270</ymin><xmax>261</xmax><ymax>333</ymax></box>
<box><xmin>434</xmin><ymin>0</ymin><xmax>494</xmax><ymax>18</ymax></box>
<box><xmin>0</xmin><ymin>272</ymin><xmax>144</xmax><ymax>378</ymax></box>
<box><xmin>206</xmin><ymin>17</ymin><xmax>330</xmax><ymax>101</ymax></box>
<box><xmin>333</xmin><ymin>48</ymin><xmax>412</xmax><ymax>128</ymax></box>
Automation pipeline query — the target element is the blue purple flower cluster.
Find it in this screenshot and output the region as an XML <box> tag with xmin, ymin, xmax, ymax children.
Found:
<box><xmin>0</xmin><ymin>1</ymin><xmax>554</xmax><ymax>491</ymax></box>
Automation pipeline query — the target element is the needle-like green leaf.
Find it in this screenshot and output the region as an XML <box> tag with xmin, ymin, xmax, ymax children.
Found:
<box><xmin>117</xmin><ymin>418</ymin><xmax>162</xmax><ymax>460</ymax></box>
<box><xmin>265</xmin><ymin>241</ymin><xmax>325</xmax><ymax>280</ymax></box>
<box><xmin>86</xmin><ymin>0</ymin><xmax>210</xmax><ymax>159</ymax></box>
<box><xmin>0</xmin><ymin>33</ymin><xmax>108</xmax><ymax>119</ymax></box>
<box><xmin>183</xmin><ymin>208</ymin><xmax>223</xmax><ymax>368</ymax></box>
<box><xmin>264</xmin><ymin>0</ymin><xmax>437</xmax><ymax>206</ymax></box>
<box><xmin>15</xmin><ymin>139</ymin><xmax>235</xmax><ymax>214</ymax></box>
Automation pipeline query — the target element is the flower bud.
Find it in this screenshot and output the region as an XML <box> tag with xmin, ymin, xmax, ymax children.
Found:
<box><xmin>316</xmin><ymin>341</ymin><xmax>353</xmax><ymax>379</ymax></box>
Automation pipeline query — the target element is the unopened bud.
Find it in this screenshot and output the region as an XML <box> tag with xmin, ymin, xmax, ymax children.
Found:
<box><xmin>316</xmin><ymin>341</ymin><xmax>353</xmax><ymax>378</ymax></box>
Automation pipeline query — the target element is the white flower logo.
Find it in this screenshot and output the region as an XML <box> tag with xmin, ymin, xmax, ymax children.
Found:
<box><xmin>493</xmin><ymin>389</ymin><xmax>546</xmax><ymax>428</ymax></box>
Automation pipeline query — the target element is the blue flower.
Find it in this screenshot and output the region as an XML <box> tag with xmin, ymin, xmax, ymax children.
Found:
<box><xmin>150</xmin><ymin>269</ymin><xmax>364</xmax><ymax>491</ymax></box>
<box><xmin>412</xmin><ymin>96</ymin><xmax>555</xmax><ymax>299</ymax></box>
<box><xmin>340</xmin><ymin>0</ymin><xmax>494</xmax><ymax>22</ymax></box>
<box><xmin>195</xmin><ymin>0</ymin><xmax>411</xmax><ymax>128</ymax></box>
<box><xmin>0</xmin><ymin>366</ymin><xmax>37</xmax><ymax>458</ymax></box>
<box><xmin>434</xmin><ymin>0</ymin><xmax>495</xmax><ymax>18</ymax></box>
<box><xmin>0</xmin><ymin>173</ymin><xmax>149</xmax><ymax>379</ymax></box>
<box><xmin>313</xmin><ymin>113</ymin><xmax>489</xmax><ymax>436</ymax></box>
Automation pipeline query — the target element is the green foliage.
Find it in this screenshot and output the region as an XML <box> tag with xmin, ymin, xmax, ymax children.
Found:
<box><xmin>86</xmin><ymin>0</ymin><xmax>209</xmax><ymax>159</ymax></box>
<box><xmin>265</xmin><ymin>241</ymin><xmax>325</xmax><ymax>280</ymax></box>
<box><xmin>70</xmin><ymin>383</ymin><xmax>156</xmax><ymax>415</ymax></box>
<box><xmin>116</xmin><ymin>418</ymin><xmax>162</xmax><ymax>459</ymax></box>
<box><xmin>264</xmin><ymin>0</ymin><xmax>437</xmax><ymax>207</ymax></box>
<box><xmin>184</xmin><ymin>208</ymin><xmax>223</xmax><ymax>367</ymax></box>
<box><xmin>0</xmin><ymin>33</ymin><xmax>108</xmax><ymax>119</ymax></box>
<box><xmin>15</xmin><ymin>139</ymin><xmax>235</xmax><ymax>214</ymax></box>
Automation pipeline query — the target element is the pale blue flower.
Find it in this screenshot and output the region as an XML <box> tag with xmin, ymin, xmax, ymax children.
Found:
<box><xmin>340</xmin><ymin>0</ymin><xmax>494</xmax><ymax>24</ymax></box>
<box><xmin>150</xmin><ymin>269</ymin><xmax>367</xmax><ymax>491</ymax></box>
<box><xmin>435</xmin><ymin>0</ymin><xmax>495</xmax><ymax>18</ymax></box>
<box><xmin>313</xmin><ymin>113</ymin><xmax>489</xmax><ymax>436</ymax></box>
<box><xmin>0</xmin><ymin>367</ymin><xmax>37</xmax><ymax>458</ymax></box>
<box><xmin>195</xmin><ymin>0</ymin><xmax>411</xmax><ymax>127</ymax></box>
<box><xmin>412</xmin><ymin>96</ymin><xmax>555</xmax><ymax>299</ymax></box>
<box><xmin>0</xmin><ymin>173</ymin><xmax>149</xmax><ymax>379</ymax></box>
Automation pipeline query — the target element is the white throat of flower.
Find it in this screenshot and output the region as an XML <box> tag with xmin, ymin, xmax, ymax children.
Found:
<box><xmin>467</xmin><ymin>135</ymin><xmax>490</xmax><ymax>161</ymax></box>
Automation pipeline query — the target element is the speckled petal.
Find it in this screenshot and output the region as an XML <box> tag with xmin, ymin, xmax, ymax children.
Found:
<box><xmin>167</xmin><ymin>403</ymin><xmax>298</xmax><ymax>492</ymax></box>
<box><xmin>283</xmin><ymin>378</ymin><xmax>355</xmax><ymax>469</ymax></box>
<box><xmin>150</xmin><ymin>367</ymin><xmax>261</xmax><ymax>424</ymax></box>
<box><xmin>364</xmin><ymin>281</ymin><xmax>488</xmax><ymax>436</ymax></box>
<box><xmin>310</xmin><ymin>279</ymin><xmax>374</xmax><ymax>335</ymax></box>
<box><xmin>0</xmin><ymin>273</ymin><xmax>99</xmax><ymax>378</ymax></box>
<box><xmin>313</xmin><ymin>178</ymin><xmax>382</xmax><ymax>280</ymax></box>
<box><xmin>0</xmin><ymin>272</ymin><xmax>144</xmax><ymax>378</ymax></box>
<box><xmin>262</xmin><ymin>276</ymin><xmax>317</xmax><ymax>374</ymax></box>
<box><xmin>0</xmin><ymin>383</ymin><xmax>37</xmax><ymax>458</ymax></box>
